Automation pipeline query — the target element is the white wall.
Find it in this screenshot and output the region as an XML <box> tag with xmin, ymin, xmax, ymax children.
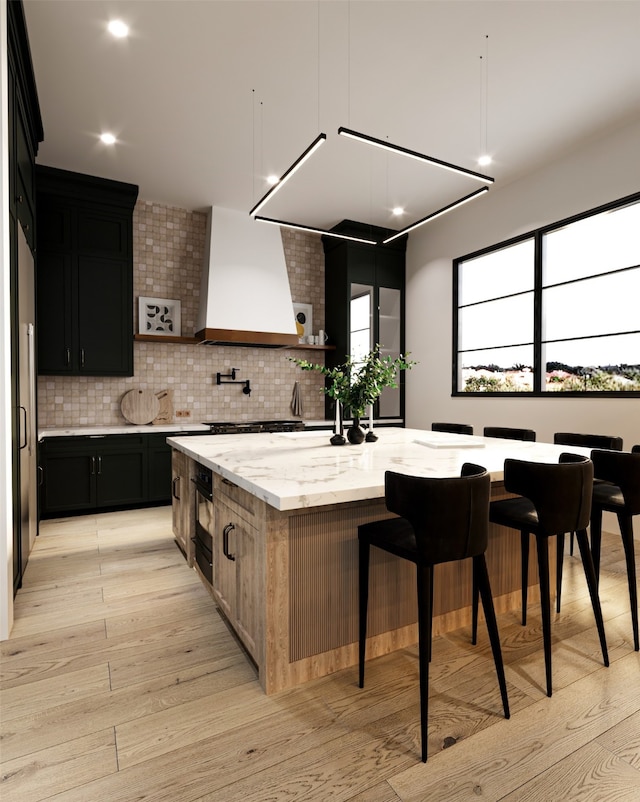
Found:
<box><xmin>1</xmin><ymin>0</ymin><xmax>15</xmax><ymax>639</ymax></box>
<box><xmin>405</xmin><ymin>117</ymin><xmax>640</xmax><ymax>449</ymax></box>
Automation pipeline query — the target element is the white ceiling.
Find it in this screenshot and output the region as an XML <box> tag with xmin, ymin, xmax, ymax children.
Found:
<box><xmin>23</xmin><ymin>0</ymin><xmax>640</xmax><ymax>232</ymax></box>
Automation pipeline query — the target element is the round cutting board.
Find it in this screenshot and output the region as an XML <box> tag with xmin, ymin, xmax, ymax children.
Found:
<box><xmin>121</xmin><ymin>389</ymin><xmax>160</xmax><ymax>425</ymax></box>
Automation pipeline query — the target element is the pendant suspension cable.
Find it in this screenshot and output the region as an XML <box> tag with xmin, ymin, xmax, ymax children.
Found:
<box><xmin>251</xmin><ymin>88</ymin><xmax>256</xmax><ymax>202</ymax></box>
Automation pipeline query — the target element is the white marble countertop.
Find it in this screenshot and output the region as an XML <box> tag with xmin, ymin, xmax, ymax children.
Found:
<box><xmin>168</xmin><ymin>428</ymin><xmax>590</xmax><ymax>512</ymax></box>
<box><xmin>39</xmin><ymin>422</ymin><xmax>211</xmax><ymax>438</ymax></box>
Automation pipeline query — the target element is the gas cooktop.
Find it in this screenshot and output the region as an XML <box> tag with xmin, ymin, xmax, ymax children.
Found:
<box><xmin>201</xmin><ymin>420</ymin><xmax>305</xmax><ymax>434</ymax></box>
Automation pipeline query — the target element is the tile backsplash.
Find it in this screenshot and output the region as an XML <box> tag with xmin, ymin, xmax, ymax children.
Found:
<box><xmin>37</xmin><ymin>202</ymin><xmax>328</xmax><ymax>427</ymax></box>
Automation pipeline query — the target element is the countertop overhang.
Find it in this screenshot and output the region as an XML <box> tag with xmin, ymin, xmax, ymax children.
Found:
<box><xmin>168</xmin><ymin>428</ymin><xmax>590</xmax><ymax>512</ymax></box>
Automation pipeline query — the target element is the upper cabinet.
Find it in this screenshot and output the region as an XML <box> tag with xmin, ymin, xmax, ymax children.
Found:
<box><xmin>323</xmin><ymin>221</ymin><xmax>407</xmax><ymax>420</ymax></box>
<box><xmin>36</xmin><ymin>166</ymin><xmax>139</xmax><ymax>376</ymax></box>
<box><xmin>8</xmin><ymin>0</ymin><xmax>43</xmax><ymax>252</ymax></box>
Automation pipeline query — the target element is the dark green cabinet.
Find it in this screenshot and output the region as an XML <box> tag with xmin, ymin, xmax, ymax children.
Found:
<box><xmin>147</xmin><ymin>434</ymin><xmax>174</xmax><ymax>503</ymax></box>
<box><xmin>323</xmin><ymin>221</ymin><xmax>407</xmax><ymax>420</ymax></box>
<box><xmin>39</xmin><ymin>432</ymin><xmax>181</xmax><ymax>517</ymax></box>
<box><xmin>39</xmin><ymin>436</ymin><xmax>147</xmax><ymax>516</ymax></box>
<box><xmin>36</xmin><ymin>166</ymin><xmax>138</xmax><ymax>376</ymax></box>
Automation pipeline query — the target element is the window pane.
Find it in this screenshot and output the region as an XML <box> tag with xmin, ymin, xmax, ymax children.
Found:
<box><xmin>544</xmin><ymin>332</ymin><xmax>640</xmax><ymax>392</ymax></box>
<box><xmin>459</xmin><ymin>239</ymin><xmax>534</xmax><ymax>305</ymax></box>
<box><xmin>459</xmin><ymin>293</ymin><xmax>533</xmax><ymax>351</ymax></box>
<box><xmin>459</xmin><ymin>345</ymin><xmax>534</xmax><ymax>392</ymax></box>
<box><xmin>543</xmin><ymin>200</ymin><xmax>640</xmax><ymax>286</ymax></box>
<box><xmin>542</xmin><ymin>268</ymin><xmax>639</xmax><ymax>341</ymax></box>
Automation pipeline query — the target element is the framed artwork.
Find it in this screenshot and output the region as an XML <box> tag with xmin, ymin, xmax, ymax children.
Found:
<box><xmin>139</xmin><ymin>296</ymin><xmax>181</xmax><ymax>336</ymax></box>
<box><xmin>293</xmin><ymin>302</ymin><xmax>313</xmax><ymax>340</ymax></box>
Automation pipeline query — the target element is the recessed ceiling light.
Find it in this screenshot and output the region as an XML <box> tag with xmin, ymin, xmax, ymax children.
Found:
<box><xmin>392</xmin><ymin>207</ymin><xmax>404</xmax><ymax>216</ymax></box>
<box><xmin>266</xmin><ymin>175</ymin><xmax>279</xmax><ymax>186</ymax></box>
<box><xmin>108</xmin><ymin>20</ymin><xmax>129</xmax><ymax>38</ymax></box>
<box><xmin>100</xmin><ymin>133</ymin><xmax>116</xmax><ymax>145</ymax></box>
<box><xmin>478</xmin><ymin>154</ymin><xmax>492</xmax><ymax>167</ymax></box>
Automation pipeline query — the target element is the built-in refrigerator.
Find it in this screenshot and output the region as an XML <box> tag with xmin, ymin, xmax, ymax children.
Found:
<box><xmin>17</xmin><ymin>224</ymin><xmax>37</xmax><ymax>583</ymax></box>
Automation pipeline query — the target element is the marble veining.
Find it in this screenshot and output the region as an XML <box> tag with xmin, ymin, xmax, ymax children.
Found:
<box><xmin>168</xmin><ymin>428</ymin><xmax>589</xmax><ymax>512</ymax></box>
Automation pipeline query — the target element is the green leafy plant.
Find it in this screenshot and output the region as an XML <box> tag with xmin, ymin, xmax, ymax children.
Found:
<box><xmin>290</xmin><ymin>346</ymin><xmax>416</xmax><ymax>418</ymax></box>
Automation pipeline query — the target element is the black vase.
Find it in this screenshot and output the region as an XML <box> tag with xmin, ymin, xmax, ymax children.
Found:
<box><xmin>346</xmin><ymin>416</ymin><xmax>365</xmax><ymax>445</ymax></box>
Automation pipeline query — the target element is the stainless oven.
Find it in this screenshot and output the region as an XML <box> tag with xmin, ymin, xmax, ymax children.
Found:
<box><xmin>192</xmin><ymin>463</ymin><xmax>213</xmax><ymax>584</ymax></box>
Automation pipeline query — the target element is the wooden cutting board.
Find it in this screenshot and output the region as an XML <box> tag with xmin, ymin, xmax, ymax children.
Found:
<box><xmin>152</xmin><ymin>389</ymin><xmax>174</xmax><ymax>425</ymax></box>
<box><xmin>121</xmin><ymin>389</ymin><xmax>160</xmax><ymax>425</ymax></box>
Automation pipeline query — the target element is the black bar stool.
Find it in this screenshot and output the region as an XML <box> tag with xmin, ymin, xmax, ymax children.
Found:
<box><xmin>589</xmin><ymin>448</ymin><xmax>640</xmax><ymax>651</ymax></box>
<box><xmin>358</xmin><ymin>464</ymin><xmax>510</xmax><ymax>763</ymax></box>
<box><xmin>431</xmin><ymin>422</ymin><xmax>474</xmax><ymax>435</ymax></box>
<box><xmin>553</xmin><ymin>432</ymin><xmax>624</xmax><ymax>608</ymax></box>
<box><xmin>483</xmin><ymin>426</ymin><xmax>536</xmax><ymax>441</ymax></box>
<box><xmin>476</xmin><ymin>454</ymin><xmax>608</xmax><ymax>697</ymax></box>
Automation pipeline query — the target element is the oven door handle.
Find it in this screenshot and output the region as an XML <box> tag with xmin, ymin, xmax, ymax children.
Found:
<box><xmin>191</xmin><ymin>476</ymin><xmax>213</xmax><ymax>502</ymax></box>
<box><xmin>222</xmin><ymin>523</ymin><xmax>236</xmax><ymax>561</ymax></box>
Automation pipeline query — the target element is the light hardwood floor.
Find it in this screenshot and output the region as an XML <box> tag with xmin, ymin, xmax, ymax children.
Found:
<box><xmin>1</xmin><ymin>506</ymin><xmax>639</xmax><ymax>801</ymax></box>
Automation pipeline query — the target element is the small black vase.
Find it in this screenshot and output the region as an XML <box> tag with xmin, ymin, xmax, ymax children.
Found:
<box><xmin>346</xmin><ymin>416</ymin><xmax>365</xmax><ymax>445</ymax></box>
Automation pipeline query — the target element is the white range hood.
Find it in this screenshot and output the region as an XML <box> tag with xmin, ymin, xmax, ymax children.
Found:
<box><xmin>196</xmin><ymin>206</ymin><xmax>299</xmax><ymax>347</ymax></box>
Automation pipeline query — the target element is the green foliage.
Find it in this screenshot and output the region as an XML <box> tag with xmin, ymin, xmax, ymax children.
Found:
<box><xmin>463</xmin><ymin>375</ymin><xmax>530</xmax><ymax>392</ymax></box>
<box><xmin>290</xmin><ymin>346</ymin><xmax>416</xmax><ymax>417</ymax></box>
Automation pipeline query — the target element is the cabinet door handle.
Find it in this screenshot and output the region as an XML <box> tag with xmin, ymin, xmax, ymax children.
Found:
<box><xmin>172</xmin><ymin>476</ymin><xmax>180</xmax><ymax>500</ymax></box>
<box><xmin>16</xmin><ymin>194</ymin><xmax>23</xmax><ymax>204</ymax></box>
<box><xmin>38</xmin><ymin>465</ymin><xmax>44</xmax><ymax>486</ymax></box>
<box><xmin>18</xmin><ymin>406</ymin><xmax>28</xmax><ymax>449</ymax></box>
<box><xmin>222</xmin><ymin>523</ymin><xmax>236</xmax><ymax>561</ymax></box>
<box><xmin>65</xmin><ymin>347</ymin><xmax>71</xmax><ymax>367</ymax></box>
<box><xmin>97</xmin><ymin>455</ymin><xmax>102</xmax><ymax>475</ymax></box>
<box><xmin>80</xmin><ymin>348</ymin><xmax>85</xmax><ymax>368</ymax></box>
<box><xmin>90</xmin><ymin>456</ymin><xmax>96</xmax><ymax>475</ymax></box>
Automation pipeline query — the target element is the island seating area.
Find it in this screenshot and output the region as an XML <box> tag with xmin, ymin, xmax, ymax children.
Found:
<box><xmin>168</xmin><ymin>428</ymin><xmax>593</xmax><ymax>694</ymax></box>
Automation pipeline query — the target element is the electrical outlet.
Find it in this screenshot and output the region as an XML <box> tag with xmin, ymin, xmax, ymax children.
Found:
<box><xmin>176</xmin><ymin>409</ymin><xmax>191</xmax><ymax>418</ymax></box>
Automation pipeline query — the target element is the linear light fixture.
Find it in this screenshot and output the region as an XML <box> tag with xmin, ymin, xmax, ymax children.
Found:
<box><xmin>383</xmin><ymin>187</ymin><xmax>490</xmax><ymax>244</ymax></box>
<box><xmin>338</xmin><ymin>127</ymin><xmax>495</xmax><ymax>185</ymax></box>
<box><xmin>250</xmin><ymin>133</ymin><xmax>327</xmax><ymax>217</ymax></box>
<box><xmin>255</xmin><ymin>215</ymin><xmax>378</xmax><ymax>245</ymax></box>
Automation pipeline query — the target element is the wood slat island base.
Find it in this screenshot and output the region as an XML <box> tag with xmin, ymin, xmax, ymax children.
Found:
<box><xmin>168</xmin><ymin>429</ymin><xmax>572</xmax><ymax>694</ymax></box>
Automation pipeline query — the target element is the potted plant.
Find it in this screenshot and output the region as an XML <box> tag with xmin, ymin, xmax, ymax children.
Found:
<box><xmin>290</xmin><ymin>346</ymin><xmax>415</xmax><ymax>444</ymax></box>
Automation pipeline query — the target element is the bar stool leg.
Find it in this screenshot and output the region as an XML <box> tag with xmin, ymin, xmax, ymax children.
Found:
<box><xmin>474</xmin><ymin>555</ymin><xmax>510</xmax><ymax>720</ymax></box>
<box><xmin>590</xmin><ymin>507</ymin><xmax>603</xmax><ymax>586</ymax></box>
<box><xmin>471</xmin><ymin>566</ymin><xmax>479</xmax><ymax>646</ymax></box>
<box><xmin>535</xmin><ymin>536</ymin><xmax>553</xmax><ymax>696</ymax></box>
<box><xmin>618</xmin><ymin>514</ymin><xmax>639</xmax><ymax>651</ymax></box>
<box><xmin>358</xmin><ymin>539</ymin><xmax>370</xmax><ymax>688</ymax></box>
<box><xmin>521</xmin><ymin>531</ymin><xmax>530</xmax><ymax>626</ymax></box>
<box><xmin>556</xmin><ymin>533</ymin><xmax>565</xmax><ymax>613</ymax></box>
<box><xmin>575</xmin><ymin>529</ymin><xmax>609</xmax><ymax>667</ymax></box>
<box><xmin>416</xmin><ymin>564</ymin><xmax>432</xmax><ymax>762</ymax></box>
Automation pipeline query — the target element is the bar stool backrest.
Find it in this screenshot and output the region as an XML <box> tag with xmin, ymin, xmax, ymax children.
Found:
<box><xmin>590</xmin><ymin>449</ymin><xmax>640</xmax><ymax>515</ymax></box>
<box><xmin>384</xmin><ymin>463</ymin><xmax>489</xmax><ymax>565</ymax></box>
<box><xmin>554</xmin><ymin>432</ymin><xmax>623</xmax><ymax>450</ymax></box>
<box><xmin>503</xmin><ymin>456</ymin><xmax>593</xmax><ymax>535</ymax></box>
<box><xmin>431</xmin><ymin>422</ymin><xmax>474</xmax><ymax>435</ymax></box>
<box><xmin>484</xmin><ymin>426</ymin><xmax>536</xmax><ymax>441</ymax></box>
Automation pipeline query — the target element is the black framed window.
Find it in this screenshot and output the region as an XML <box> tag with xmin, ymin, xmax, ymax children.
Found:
<box><xmin>454</xmin><ymin>192</ymin><xmax>640</xmax><ymax>395</ymax></box>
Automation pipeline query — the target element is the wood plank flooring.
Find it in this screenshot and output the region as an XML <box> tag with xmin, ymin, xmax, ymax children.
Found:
<box><xmin>1</xmin><ymin>506</ymin><xmax>639</xmax><ymax>801</ymax></box>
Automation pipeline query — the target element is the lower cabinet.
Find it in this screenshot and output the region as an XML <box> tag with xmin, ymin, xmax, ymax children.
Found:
<box><xmin>171</xmin><ymin>448</ymin><xmax>194</xmax><ymax>561</ymax></box>
<box><xmin>39</xmin><ymin>433</ymin><xmax>179</xmax><ymax>517</ymax></box>
<box><xmin>212</xmin><ymin>481</ymin><xmax>260</xmax><ymax>662</ymax></box>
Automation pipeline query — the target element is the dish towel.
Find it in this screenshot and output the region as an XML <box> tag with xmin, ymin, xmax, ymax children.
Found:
<box><xmin>290</xmin><ymin>381</ymin><xmax>303</xmax><ymax>417</ymax></box>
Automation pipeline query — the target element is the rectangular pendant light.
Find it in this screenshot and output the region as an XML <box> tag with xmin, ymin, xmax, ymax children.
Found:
<box><xmin>383</xmin><ymin>187</ymin><xmax>490</xmax><ymax>244</ymax></box>
<box><xmin>255</xmin><ymin>215</ymin><xmax>378</xmax><ymax>245</ymax></box>
<box><xmin>250</xmin><ymin>133</ymin><xmax>327</xmax><ymax>217</ymax></box>
<box><xmin>338</xmin><ymin>127</ymin><xmax>494</xmax><ymax>185</ymax></box>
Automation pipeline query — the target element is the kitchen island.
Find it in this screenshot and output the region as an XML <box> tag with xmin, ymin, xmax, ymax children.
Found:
<box><xmin>169</xmin><ymin>428</ymin><xmax>583</xmax><ymax>694</ymax></box>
